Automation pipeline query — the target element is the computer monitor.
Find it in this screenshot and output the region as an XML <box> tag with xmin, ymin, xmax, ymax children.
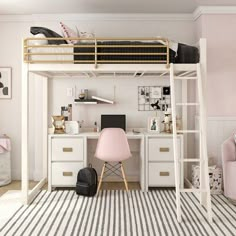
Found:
<box><xmin>101</xmin><ymin>114</ymin><xmax>126</xmax><ymax>131</ymax></box>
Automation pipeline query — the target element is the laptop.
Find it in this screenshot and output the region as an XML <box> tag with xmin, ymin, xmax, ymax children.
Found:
<box><xmin>101</xmin><ymin>115</ymin><xmax>126</xmax><ymax>131</ymax></box>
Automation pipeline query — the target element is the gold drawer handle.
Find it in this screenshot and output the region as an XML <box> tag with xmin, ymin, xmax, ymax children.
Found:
<box><xmin>63</xmin><ymin>171</ymin><xmax>73</xmax><ymax>176</ymax></box>
<box><xmin>63</xmin><ymin>147</ymin><xmax>73</xmax><ymax>152</ymax></box>
<box><xmin>159</xmin><ymin>147</ymin><xmax>170</xmax><ymax>152</ymax></box>
<box><xmin>160</xmin><ymin>171</ymin><xmax>170</xmax><ymax>176</ymax></box>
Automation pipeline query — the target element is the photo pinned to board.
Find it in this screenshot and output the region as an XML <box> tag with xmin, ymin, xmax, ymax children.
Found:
<box><xmin>138</xmin><ymin>86</ymin><xmax>171</xmax><ymax>111</ymax></box>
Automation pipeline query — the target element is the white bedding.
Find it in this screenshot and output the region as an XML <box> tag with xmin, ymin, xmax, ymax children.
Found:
<box><xmin>29</xmin><ymin>46</ymin><xmax>73</xmax><ymax>62</ymax></box>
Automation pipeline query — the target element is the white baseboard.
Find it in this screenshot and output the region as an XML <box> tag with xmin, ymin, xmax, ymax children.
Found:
<box><xmin>33</xmin><ymin>171</ymin><xmax>43</xmax><ymax>182</ymax></box>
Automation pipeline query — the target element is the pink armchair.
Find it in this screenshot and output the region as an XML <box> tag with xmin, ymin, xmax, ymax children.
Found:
<box><xmin>222</xmin><ymin>135</ymin><xmax>236</xmax><ymax>200</ymax></box>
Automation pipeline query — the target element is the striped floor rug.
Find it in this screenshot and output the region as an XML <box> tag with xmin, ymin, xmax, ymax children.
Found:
<box><xmin>1</xmin><ymin>189</ymin><xmax>236</xmax><ymax>236</ymax></box>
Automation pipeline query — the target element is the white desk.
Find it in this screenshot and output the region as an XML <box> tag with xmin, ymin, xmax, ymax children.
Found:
<box><xmin>48</xmin><ymin>132</ymin><xmax>183</xmax><ymax>192</ymax></box>
<box><xmin>48</xmin><ymin>132</ymin><xmax>145</xmax><ymax>191</ymax></box>
<box><xmin>145</xmin><ymin>133</ymin><xmax>183</xmax><ymax>191</ymax></box>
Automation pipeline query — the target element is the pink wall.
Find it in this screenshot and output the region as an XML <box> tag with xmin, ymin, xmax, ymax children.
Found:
<box><xmin>196</xmin><ymin>15</ymin><xmax>236</xmax><ymax>116</ymax></box>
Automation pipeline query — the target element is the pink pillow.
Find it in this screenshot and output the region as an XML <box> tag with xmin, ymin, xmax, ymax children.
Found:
<box><xmin>60</xmin><ymin>22</ymin><xmax>78</xmax><ymax>44</ymax></box>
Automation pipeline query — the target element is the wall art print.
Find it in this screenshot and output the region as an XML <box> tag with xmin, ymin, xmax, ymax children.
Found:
<box><xmin>0</xmin><ymin>68</ymin><xmax>11</xmax><ymax>99</ymax></box>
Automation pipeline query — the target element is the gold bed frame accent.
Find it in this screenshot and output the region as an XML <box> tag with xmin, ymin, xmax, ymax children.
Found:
<box><xmin>23</xmin><ymin>37</ymin><xmax>170</xmax><ymax>68</ymax></box>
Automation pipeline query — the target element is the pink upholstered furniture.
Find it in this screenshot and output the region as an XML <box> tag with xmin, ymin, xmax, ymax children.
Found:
<box><xmin>95</xmin><ymin>128</ymin><xmax>132</xmax><ymax>195</ymax></box>
<box><xmin>222</xmin><ymin>135</ymin><xmax>236</xmax><ymax>200</ymax></box>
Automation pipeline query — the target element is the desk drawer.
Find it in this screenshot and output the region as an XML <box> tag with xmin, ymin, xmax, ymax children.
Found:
<box><xmin>148</xmin><ymin>163</ymin><xmax>175</xmax><ymax>187</ymax></box>
<box><xmin>51</xmin><ymin>162</ymin><xmax>83</xmax><ymax>186</ymax></box>
<box><xmin>148</xmin><ymin>138</ymin><xmax>180</xmax><ymax>161</ymax></box>
<box><xmin>52</xmin><ymin>138</ymin><xmax>83</xmax><ymax>161</ymax></box>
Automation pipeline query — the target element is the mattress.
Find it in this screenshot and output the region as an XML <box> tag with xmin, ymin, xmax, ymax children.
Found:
<box><xmin>74</xmin><ymin>41</ymin><xmax>176</xmax><ymax>64</ymax></box>
<box><xmin>29</xmin><ymin>46</ymin><xmax>73</xmax><ymax>62</ymax></box>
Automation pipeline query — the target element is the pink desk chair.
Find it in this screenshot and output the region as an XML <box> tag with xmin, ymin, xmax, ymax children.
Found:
<box><xmin>95</xmin><ymin>128</ymin><xmax>132</xmax><ymax>196</ymax></box>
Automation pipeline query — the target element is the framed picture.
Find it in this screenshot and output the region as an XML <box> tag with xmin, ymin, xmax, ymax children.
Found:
<box><xmin>52</xmin><ymin>116</ymin><xmax>65</xmax><ymax>134</ymax></box>
<box><xmin>148</xmin><ymin>117</ymin><xmax>160</xmax><ymax>133</ymax></box>
<box><xmin>0</xmin><ymin>68</ymin><xmax>11</xmax><ymax>99</ymax></box>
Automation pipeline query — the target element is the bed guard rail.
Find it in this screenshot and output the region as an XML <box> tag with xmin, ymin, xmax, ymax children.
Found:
<box><xmin>23</xmin><ymin>37</ymin><xmax>170</xmax><ymax>68</ymax></box>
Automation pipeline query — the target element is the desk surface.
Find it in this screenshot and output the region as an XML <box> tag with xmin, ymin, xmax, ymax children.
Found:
<box><xmin>49</xmin><ymin>132</ymin><xmax>180</xmax><ymax>139</ymax></box>
<box><xmin>49</xmin><ymin>131</ymin><xmax>143</xmax><ymax>139</ymax></box>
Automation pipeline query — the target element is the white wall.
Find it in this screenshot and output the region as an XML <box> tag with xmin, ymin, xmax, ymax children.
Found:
<box><xmin>48</xmin><ymin>77</ymin><xmax>183</xmax><ymax>129</ymax></box>
<box><xmin>195</xmin><ymin>14</ymin><xmax>236</xmax><ymax>117</ymax></box>
<box><xmin>0</xmin><ymin>21</ymin><xmax>31</xmax><ymax>179</ymax></box>
<box><xmin>0</xmin><ymin>14</ymin><xmax>195</xmax><ymax>180</ymax></box>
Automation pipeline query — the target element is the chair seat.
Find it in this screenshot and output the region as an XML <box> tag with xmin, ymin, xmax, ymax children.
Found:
<box><xmin>96</xmin><ymin>155</ymin><xmax>130</xmax><ymax>162</ymax></box>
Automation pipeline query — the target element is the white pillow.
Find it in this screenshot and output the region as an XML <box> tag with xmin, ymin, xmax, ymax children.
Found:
<box><xmin>156</xmin><ymin>36</ymin><xmax>178</xmax><ymax>54</ymax></box>
<box><xmin>60</xmin><ymin>22</ymin><xmax>79</xmax><ymax>44</ymax></box>
<box><xmin>29</xmin><ymin>34</ymin><xmax>48</xmax><ymax>45</ymax></box>
<box><xmin>80</xmin><ymin>31</ymin><xmax>95</xmax><ymax>43</ymax></box>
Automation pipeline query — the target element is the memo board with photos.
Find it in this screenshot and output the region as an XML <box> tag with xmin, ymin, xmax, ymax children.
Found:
<box><xmin>138</xmin><ymin>86</ymin><xmax>171</xmax><ymax>111</ymax></box>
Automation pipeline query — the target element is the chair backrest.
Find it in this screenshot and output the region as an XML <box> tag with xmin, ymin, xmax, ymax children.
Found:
<box><xmin>95</xmin><ymin>128</ymin><xmax>131</xmax><ymax>162</ymax></box>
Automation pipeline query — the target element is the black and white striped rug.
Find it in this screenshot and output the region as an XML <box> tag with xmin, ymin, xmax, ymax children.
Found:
<box><xmin>1</xmin><ymin>190</ymin><xmax>236</xmax><ymax>236</ymax></box>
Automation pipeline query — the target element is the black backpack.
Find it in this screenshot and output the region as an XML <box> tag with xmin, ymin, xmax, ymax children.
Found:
<box><xmin>76</xmin><ymin>164</ymin><xmax>98</xmax><ymax>197</ymax></box>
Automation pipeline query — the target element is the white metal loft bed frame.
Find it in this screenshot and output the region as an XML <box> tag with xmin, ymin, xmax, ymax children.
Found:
<box><xmin>21</xmin><ymin>37</ymin><xmax>212</xmax><ymax>222</ymax></box>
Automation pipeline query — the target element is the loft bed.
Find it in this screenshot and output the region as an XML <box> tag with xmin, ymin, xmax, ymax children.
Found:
<box><xmin>22</xmin><ymin>37</ymin><xmax>202</xmax><ymax>80</ymax></box>
<box><xmin>21</xmin><ymin>37</ymin><xmax>209</xmax><ymax>221</ymax></box>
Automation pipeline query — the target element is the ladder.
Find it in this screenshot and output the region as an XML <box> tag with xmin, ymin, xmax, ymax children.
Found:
<box><xmin>170</xmin><ymin>63</ymin><xmax>212</xmax><ymax>223</ymax></box>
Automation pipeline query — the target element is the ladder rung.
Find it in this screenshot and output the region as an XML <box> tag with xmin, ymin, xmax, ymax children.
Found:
<box><xmin>176</xmin><ymin>103</ymin><xmax>199</xmax><ymax>106</ymax></box>
<box><xmin>174</xmin><ymin>76</ymin><xmax>197</xmax><ymax>80</ymax></box>
<box><xmin>180</xmin><ymin>188</ymin><xmax>207</xmax><ymax>193</ymax></box>
<box><xmin>177</xmin><ymin>130</ymin><xmax>200</xmax><ymax>133</ymax></box>
<box><xmin>178</xmin><ymin>158</ymin><xmax>202</xmax><ymax>162</ymax></box>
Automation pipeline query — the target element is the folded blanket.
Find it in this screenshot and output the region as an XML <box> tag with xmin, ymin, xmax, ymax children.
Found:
<box><xmin>0</xmin><ymin>137</ymin><xmax>11</xmax><ymax>153</ymax></box>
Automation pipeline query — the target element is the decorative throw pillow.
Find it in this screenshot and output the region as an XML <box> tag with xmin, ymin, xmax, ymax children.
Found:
<box><xmin>60</xmin><ymin>22</ymin><xmax>79</xmax><ymax>44</ymax></box>
<box><xmin>30</xmin><ymin>27</ymin><xmax>67</xmax><ymax>45</ymax></box>
<box><xmin>79</xmin><ymin>31</ymin><xmax>95</xmax><ymax>43</ymax></box>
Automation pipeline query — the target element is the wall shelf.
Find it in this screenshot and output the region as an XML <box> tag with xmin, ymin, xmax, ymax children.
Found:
<box><xmin>74</xmin><ymin>96</ymin><xmax>114</xmax><ymax>105</ymax></box>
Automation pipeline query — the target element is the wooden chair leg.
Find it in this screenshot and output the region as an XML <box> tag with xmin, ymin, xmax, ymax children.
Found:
<box><xmin>120</xmin><ymin>162</ymin><xmax>129</xmax><ymax>194</ymax></box>
<box><xmin>97</xmin><ymin>162</ymin><xmax>106</xmax><ymax>196</ymax></box>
